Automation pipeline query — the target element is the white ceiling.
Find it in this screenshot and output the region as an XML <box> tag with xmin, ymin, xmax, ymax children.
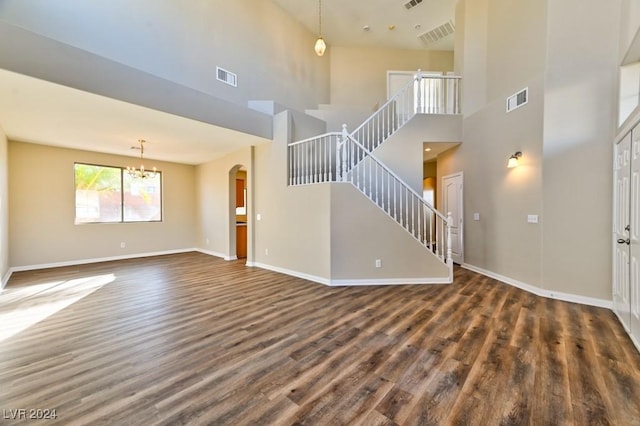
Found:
<box><xmin>0</xmin><ymin>69</ymin><xmax>268</xmax><ymax>165</ymax></box>
<box><xmin>272</xmin><ymin>0</ymin><xmax>456</xmax><ymax>51</ymax></box>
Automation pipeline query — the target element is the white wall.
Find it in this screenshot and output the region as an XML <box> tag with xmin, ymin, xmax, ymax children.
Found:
<box><xmin>9</xmin><ymin>141</ymin><xmax>197</xmax><ymax>268</ymax></box>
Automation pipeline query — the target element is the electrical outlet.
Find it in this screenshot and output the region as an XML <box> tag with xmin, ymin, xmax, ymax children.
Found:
<box><xmin>265</xmin><ymin>248</ymin><xmax>269</xmax><ymax>255</ymax></box>
<box><xmin>206</xmin><ymin>238</ymin><xmax>209</xmax><ymax>246</ymax></box>
<box><xmin>375</xmin><ymin>259</ymin><xmax>381</xmax><ymax>268</ymax></box>
<box><xmin>257</xmin><ymin>213</ymin><xmax>262</xmax><ymax>221</ymax></box>
<box><xmin>120</xmin><ymin>242</ymin><xmax>126</xmax><ymax>248</ymax></box>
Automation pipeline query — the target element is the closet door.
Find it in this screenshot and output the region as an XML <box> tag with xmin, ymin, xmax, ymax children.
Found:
<box><xmin>631</xmin><ymin>126</ymin><xmax>640</xmax><ymax>342</ymax></box>
<box><xmin>614</xmin><ymin>132</ymin><xmax>631</xmax><ymax>331</ymax></box>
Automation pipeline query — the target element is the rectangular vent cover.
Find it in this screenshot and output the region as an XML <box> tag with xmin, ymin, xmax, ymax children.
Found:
<box><xmin>506</xmin><ymin>87</ymin><xmax>528</xmax><ymax>112</ymax></box>
<box><xmin>404</xmin><ymin>0</ymin><xmax>424</xmax><ymax>10</ymax></box>
<box><xmin>217</xmin><ymin>67</ymin><xmax>237</xmax><ymax>87</ymax></box>
<box><xmin>418</xmin><ymin>20</ymin><xmax>455</xmax><ymax>46</ymax></box>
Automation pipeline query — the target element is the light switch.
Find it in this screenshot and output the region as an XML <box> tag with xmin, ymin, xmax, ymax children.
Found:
<box><xmin>527</xmin><ymin>214</ymin><xmax>539</xmax><ymax>224</ymax></box>
<box><xmin>473</xmin><ymin>213</ymin><xmax>480</xmax><ymax>221</ymax></box>
<box><xmin>257</xmin><ymin>213</ymin><xmax>262</xmax><ymax>221</ymax></box>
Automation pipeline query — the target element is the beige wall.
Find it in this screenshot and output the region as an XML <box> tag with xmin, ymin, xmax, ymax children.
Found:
<box><xmin>376</xmin><ymin>114</ymin><xmax>462</xmax><ymax>195</ymax></box>
<box><xmin>437</xmin><ymin>77</ymin><xmax>544</xmax><ymax>286</ymax></box>
<box><xmin>620</xmin><ymin>0</ymin><xmax>640</xmax><ymax>61</ymax></box>
<box><xmin>452</xmin><ymin>0</ymin><xmax>620</xmax><ymax>301</ymax></box>
<box><xmin>423</xmin><ymin>161</ymin><xmax>437</xmax><ymax>179</ymax></box>
<box><xmin>330</xmin><ymin>46</ymin><xmax>453</xmax><ymax>109</ymax></box>
<box><xmin>9</xmin><ymin>141</ymin><xmax>197</xmax><ymax>268</ymax></box>
<box><xmin>196</xmin><ymin>147</ymin><xmax>253</xmax><ymax>261</ymax></box>
<box><xmin>450</xmin><ymin>0</ymin><xmax>546</xmax><ymax>286</ymax></box>
<box><xmin>541</xmin><ymin>0</ymin><xmax>621</xmax><ymax>299</ymax></box>
<box><xmin>252</xmin><ymin>110</ymin><xmax>332</xmax><ymax>279</ymax></box>
<box><xmin>0</xmin><ymin>0</ymin><xmax>330</xmax><ymax>112</ymax></box>
<box><xmin>0</xmin><ymin>127</ymin><xmax>8</xmax><ymax>285</ymax></box>
<box><xmin>330</xmin><ymin>183</ymin><xmax>449</xmax><ymax>282</ymax></box>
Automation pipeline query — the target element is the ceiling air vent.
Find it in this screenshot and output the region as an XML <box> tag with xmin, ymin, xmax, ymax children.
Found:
<box><xmin>418</xmin><ymin>20</ymin><xmax>455</xmax><ymax>46</ymax></box>
<box><xmin>506</xmin><ymin>87</ymin><xmax>528</xmax><ymax>112</ymax></box>
<box><xmin>404</xmin><ymin>0</ymin><xmax>424</xmax><ymax>10</ymax></box>
<box><xmin>216</xmin><ymin>66</ymin><xmax>237</xmax><ymax>87</ymax></box>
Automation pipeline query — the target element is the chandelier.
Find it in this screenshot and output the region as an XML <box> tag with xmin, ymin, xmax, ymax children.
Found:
<box><xmin>127</xmin><ymin>139</ymin><xmax>157</xmax><ymax>179</ymax></box>
<box><xmin>314</xmin><ymin>0</ymin><xmax>326</xmax><ymax>56</ymax></box>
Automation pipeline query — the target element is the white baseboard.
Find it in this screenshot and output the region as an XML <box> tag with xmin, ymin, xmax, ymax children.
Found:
<box><xmin>462</xmin><ymin>263</ymin><xmax>612</xmax><ymax>309</ymax></box>
<box><xmin>252</xmin><ymin>262</ymin><xmax>451</xmax><ymax>286</ymax></box>
<box><xmin>195</xmin><ymin>248</ymin><xmax>227</xmax><ymax>259</ymax></box>
<box><xmin>1</xmin><ymin>269</ymin><xmax>11</xmax><ymax>292</ymax></box>
<box><xmin>9</xmin><ymin>248</ymin><xmax>197</xmax><ymax>273</ymax></box>
<box><xmin>195</xmin><ymin>249</ymin><xmax>244</xmax><ymax>262</ymax></box>
<box><xmin>252</xmin><ymin>262</ymin><xmax>331</xmax><ymax>285</ymax></box>
<box><xmin>330</xmin><ymin>277</ymin><xmax>451</xmax><ymax>286</ymax></box>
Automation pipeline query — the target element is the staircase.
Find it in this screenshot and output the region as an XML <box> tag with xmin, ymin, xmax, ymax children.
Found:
<box><xmin>287</xmin><ymin>71</ymin><xmax>461</xmax><ymax>279</ymax></box>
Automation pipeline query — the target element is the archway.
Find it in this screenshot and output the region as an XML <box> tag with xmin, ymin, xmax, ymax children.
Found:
<box><xmin>228</xmin><ymin>164</ymin><xmax>248</xmax><ymax>260</ymax></box>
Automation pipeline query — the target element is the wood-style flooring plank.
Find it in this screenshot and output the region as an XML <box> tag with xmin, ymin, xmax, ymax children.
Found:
<box><xmin>0</xmin><ymin>252</ymin><xmax>639</xmax><ymax>425</ymax></box>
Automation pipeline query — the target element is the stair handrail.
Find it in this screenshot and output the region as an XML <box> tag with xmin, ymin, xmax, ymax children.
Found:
<box><xmin>341</xmin><ymin>129</ymin><xmax>449</xmax><ymax>223</ymax></box>
<box><xmin>340</xmin><ymin>131</ymin><xmax>452</xmax><ymax>266</ymax></box>
<box><xmin>288</xmin><ymin>132</ymin><xmax>341</xmax><ymax>147</ymax></box>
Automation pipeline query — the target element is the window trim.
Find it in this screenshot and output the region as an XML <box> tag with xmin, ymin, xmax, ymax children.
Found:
<box><xmin>74</xmin><ymin>162</ymin><xmax>163</xmax><ymax>224</ymax></box>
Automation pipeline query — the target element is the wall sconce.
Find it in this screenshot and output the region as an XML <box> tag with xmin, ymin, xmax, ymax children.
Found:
<box><xmin>507</xmin><ymin>151</ymin><xmax>522</xmax><ymax>168</ymax></box>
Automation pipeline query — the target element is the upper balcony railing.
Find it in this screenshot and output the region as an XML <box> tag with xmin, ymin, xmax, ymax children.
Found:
<box><xmin>351</xmin><ymin>70</ymin><xmax>461</xmax><ymax>152</ymax></box>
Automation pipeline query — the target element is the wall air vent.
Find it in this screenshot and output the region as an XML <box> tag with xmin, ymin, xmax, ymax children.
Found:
<box><xmin>506</xmin><ymin>87</ymin><xmax>528</xmax><ymax>112</ymax></box>
<box><xmin>404</xmin><ymin>0</ymin><xmax>424</xmax><ymax>10</ymax></box>
<box><xmin>418</xmin><ymin>20</ymin><xmax>455</xmax><ymax>46</ymax></box>
<box><xmin>216</xmin><ymin>67</ymin><xmax>237</xmax><ymax>87</ymax></box>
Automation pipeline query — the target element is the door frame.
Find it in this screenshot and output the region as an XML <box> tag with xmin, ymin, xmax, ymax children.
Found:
<box><xmin>442</xmin><ymin>172</ymin><xmax>464</xmax><ymax>264</ymax></box>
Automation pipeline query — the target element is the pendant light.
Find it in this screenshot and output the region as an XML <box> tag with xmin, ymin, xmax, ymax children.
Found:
<box><xmin>314</xmin><ymin>0</ymin><xmax>326</xmax><ymax>56</ymax></box>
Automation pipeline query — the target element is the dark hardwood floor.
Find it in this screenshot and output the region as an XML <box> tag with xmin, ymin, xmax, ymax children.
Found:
<box><xmin>1</xmin><ymin>252</ymin><xmax>639</xmax><ymax>425</ymax></box>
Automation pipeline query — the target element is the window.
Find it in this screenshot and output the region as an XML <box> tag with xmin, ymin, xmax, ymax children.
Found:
<box><xmin>75</xmin><ymin>163</ymin><xmax>162</xmax><ymax>224</ymax></box>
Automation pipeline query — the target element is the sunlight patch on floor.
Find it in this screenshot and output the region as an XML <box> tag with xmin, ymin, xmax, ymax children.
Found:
<box><xmin>0</xmin><ymin>274</ymin><xmax>116</xmax><ymax>342</ymax></box>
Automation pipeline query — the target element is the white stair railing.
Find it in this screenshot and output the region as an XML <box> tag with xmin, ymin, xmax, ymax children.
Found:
<box><xmin>351</xmin><ymin>70</ymin><xmax>461</xmax><ymax>152</ymax></box>
<box><xmin>338</xmin><ymin>131</ymin><xmax>452</xmax><ymax>266</ymax></box>
<box><xmin>286</xmin><ymin>70</ymin><xmax>460</xmax><ymax>271</ymax></box>
<box><xmin>288</xmin><ymin>132</ymin><xmax>341</xmax><ymax>186</ymax></box>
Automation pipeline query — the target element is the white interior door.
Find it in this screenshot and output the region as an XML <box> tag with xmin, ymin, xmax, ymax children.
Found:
<box><xmin>614</xmin><ymin>133</ymin><xmax>632</xmax><ymax>331</ymax></box>
<box><xmin>442</xmin><ymin>172</ymin><xmax>463</xmax><ymax>264</ymax></box>
<box><xmin>631</xmin><ymin>126</ymin><xmax>640</xmax><ymax>341</ymax></box>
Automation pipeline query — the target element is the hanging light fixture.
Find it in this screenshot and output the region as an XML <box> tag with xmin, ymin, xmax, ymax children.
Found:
<box><xmin>314</xmin><ymin>0</ymin><xmax>326</xmax><ymax>56</ymax></box>
<box><xmin>127</xmin><ymin>139</ymin><xmax>157</xmax><ymax>179</ymax></box>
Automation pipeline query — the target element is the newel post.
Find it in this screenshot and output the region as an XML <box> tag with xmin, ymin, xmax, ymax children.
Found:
<box><xmin>446</xmin><ymin>211</ymin><xmax>453</xmax><ymax>266</ymax></box>
<box><xmin>340</xmin><ymin>124</ymin><xmax>349</xmax><ymax>182</ymax></box>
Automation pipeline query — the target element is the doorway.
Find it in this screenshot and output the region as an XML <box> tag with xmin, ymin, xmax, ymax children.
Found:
<box><xmin>613</xmin><ymin>127</ymin><xmax>640</xmax><ymax>344</ymax></box>
<box><xmin>229</xmin><ymin>165</ymin><xmax>248</xmax><ymax>260</ymax></box>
